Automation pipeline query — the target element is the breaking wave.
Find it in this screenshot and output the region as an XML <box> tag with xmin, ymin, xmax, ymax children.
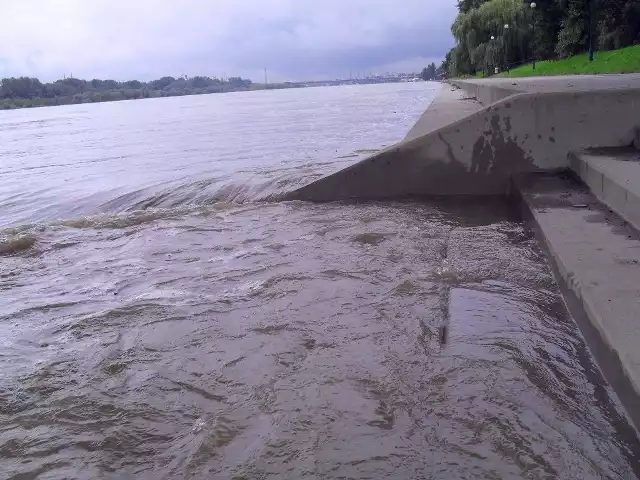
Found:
<box><xmin>0</xmin><ymin>232</ymin><xmax>37</xmax><ymax>256</ymax></box>
<box><xmin>0</xmin><ymin>165</ymin><xmax>335</xmax><ymax>239</ymax></box>
<box><xmin>0</xmin><ymin>163</ymin><xmax>337</xmax><ymax>243</ymax></box>
<box><xmin>96</xmin><ymin>160</ymin><xmax>349</xmax><ymax>214</ymax></box>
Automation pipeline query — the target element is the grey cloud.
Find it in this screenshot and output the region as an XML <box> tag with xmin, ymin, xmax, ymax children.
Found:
<box><xmin>0</xmin><ymin>0</ymin><xmax>457</xmax><ymax>81</ymax></box>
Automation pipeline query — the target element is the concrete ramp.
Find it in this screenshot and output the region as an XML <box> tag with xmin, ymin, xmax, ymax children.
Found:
<box><xmin>286</xmin><ymin>87</ymin><xmax>640</xmax><ymax>201</ymax></box>
<box><xmin>403</xmin><ymin>86</ymin><xmax>484</xmax><ymax>143</ymax></box>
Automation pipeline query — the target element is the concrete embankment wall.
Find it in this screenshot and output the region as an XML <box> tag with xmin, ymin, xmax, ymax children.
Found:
<box><xmin>287</xmin><ymin>87</ymin><xmax>640</xmax><ymax>201</ymax></box>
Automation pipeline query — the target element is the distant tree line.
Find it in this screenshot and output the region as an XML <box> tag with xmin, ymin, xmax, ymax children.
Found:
<box><xmin>0</xmin><ymin>75</ymin><xmax>286</xmax><ymax>109</ymax></box>
<box><xmin>420</xmin><ymin>62</ymin><xmax>439</xmax><ymax>80</ymax></box>
<box><xmin>441</xmin><ymin>0</ymin><xmax>640</xmax><ymax>77</ymax></box>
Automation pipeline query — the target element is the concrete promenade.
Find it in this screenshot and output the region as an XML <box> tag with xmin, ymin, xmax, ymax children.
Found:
<box><xmin>455</xmin><ymin>73</ymin><xmax>640</xmax><ymax>94</ymax></box>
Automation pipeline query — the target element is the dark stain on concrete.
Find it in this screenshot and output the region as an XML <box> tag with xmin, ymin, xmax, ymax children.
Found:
<box><xmin>472</xmin><ymin>133</ymin><xmax>493</xmax><ymax>175</ymax></box>
<box><xmin>470</xmin><ymin>112</ymin><xmax>536</xmax><ymax>181</ymax></box>
<box><xmin>550</xmin><ymin>137</ymin><xmax>556</xmax><ymax>143</ymax></box>
<box><xmin>504</xmin><ymin>116</ymin><xmax>513</xmax><ymax>134</ymax></box>
<box><xmin>491</xmin><ymin>115</ymin><xmax>501</xmax><ymax>134</ymax></box>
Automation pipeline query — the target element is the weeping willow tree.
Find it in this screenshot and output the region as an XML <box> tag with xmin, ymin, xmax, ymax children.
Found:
<box><xmin>444</xmin><ymin>0</ymin><xmax>640</xmax><ymax>77</ymax></box>
<box><xmin>451</xmin><ymin>0</ymin><xmax>534</xmax><ymax>76</ymax></box>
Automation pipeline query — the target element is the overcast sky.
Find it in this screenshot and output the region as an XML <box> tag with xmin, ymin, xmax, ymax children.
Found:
<box><xmin>0</xmin><ymin>0</ymin><xmax>457</xmax><ymax>82</ymax></box>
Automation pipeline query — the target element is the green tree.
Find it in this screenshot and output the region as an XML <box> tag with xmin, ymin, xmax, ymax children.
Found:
<box><xmin>529</xmin><ymin>0</ymin><xmax>564</xmax><ymax>61</ymax></box>
<box><xmin>555</xmin><ymin>0</ymin><xmax>590</xmax><ymax>58</ymax></box>
<box><xmin>440</xmin><ymin>49</ymin><xmax>454</xmax><ymax>78</ymax></box>
<box><xmin>151</xmin><ymin>77</ymin><xmax>175</xmax><ymax>90</ymax></box>
<box><xmin>449</xmin><ymin>0</ymin><xmax>640</xmax><ymax>77</ymax></box>
<box><xmin>0</xmin><ymin>77</ymin><xmax>43</xmax><ymax>99</ymax></box>
<box><xmin>598</xmin><ymin>0</ymin><xmax>640</xmax><ymax>50</ymax></box>
<box><xmin>457</xmin><ymin>0</ymin><xmax>490</xmax><ymax>13</ymax></box>
<box><xmin>451</xmin><ymin>0</ymin><xmax>540</xmax><ymax>75</ymax></box>
<box><xmin>0</xmin><ymin>73</ymin><xmax>261</xmax><ymax>110</ymax></box>
<box><xmin>420</xmin><ymin>63</ymin><xmax>437</xmax><ymax>80</ymax></box>
<box><xmin>125</xmin><ymin>80</ymin><xmax>143</xmax><ymax>89</ymax></box>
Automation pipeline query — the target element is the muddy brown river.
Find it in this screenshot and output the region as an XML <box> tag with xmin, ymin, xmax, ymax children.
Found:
<box><xmin>1</xmin><ymin>83</ymin><xmax>639</xmax><ymax>479</ymax></box>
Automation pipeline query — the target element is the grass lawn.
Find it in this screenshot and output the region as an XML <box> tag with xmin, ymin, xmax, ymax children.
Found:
<box><xmin>500</xmin><ymin>45</ymin><xmax>640</xmax><ymax>77</ymax></box>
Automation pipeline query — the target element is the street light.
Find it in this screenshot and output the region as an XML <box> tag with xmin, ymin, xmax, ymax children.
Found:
<box><xmin>503</xmin><ymin>24</ymin><xmax>510</xmax><ymax>72</ymax></box>
<box><xmin>490</xmin><ymin>36</ymin><xmax>497</xmax><ymax>74</ymax></box>
<box><xmin>588</xmin><ymin>0</ymin><xmax>594</xmax><ymax>61</ymax></box>
<box><xmin>530</xmin><ymin>2</ymin><xmax>537</xmax><ymax>70</ymax></box>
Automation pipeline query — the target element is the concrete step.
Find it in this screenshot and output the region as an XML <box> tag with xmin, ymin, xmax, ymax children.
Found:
<box><xmin>570</xmin><ymin>147</ymin><xmax>640</xmax><ymax>231</ymax></box>
<box><xmin>513</xmin><ymin>173</ymin><xmax>640</xmax><ymax>431</ymax></box>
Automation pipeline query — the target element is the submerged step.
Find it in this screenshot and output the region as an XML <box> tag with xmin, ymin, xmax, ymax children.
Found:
<box><xmin>570</xmin><ymin>147</ymin><xmax>640</xmax><ymax>231</ymax></box>
<box><xmin>514</xmin><ymin>173</ymin><xmax>640</xmax><ymax>431</ymax></box>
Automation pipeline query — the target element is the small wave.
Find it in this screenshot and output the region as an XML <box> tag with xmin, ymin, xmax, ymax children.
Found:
<box><xmin>352</xmin><ymin>232</ymin><xmax>388</xmax><ymax>246</ymax></box>
<box><xmin>354</xmin><ymin>148</ymin><xmax>381</xmax><ymax>154</ymax></box>
<box><xmin>0</xmin><ymin>232</ymin><xmax>36</xmax><ymax>256</ymax></box>
<box><xmin>97</xmin><ymin>172</ymin><xmax>319</xmax><ymax>213</ymax></box>
<box><xmin>55</xmin><ymin>208</ymin><xmax>191</xmax><ymax>230</ymax></box>
<box><xmin>432</xmin><ymin>261</ymin><xmax>465</xmax><ymax>284</ymax></box>
<box><xmin>0</xmin><ymin>200</ymin><xmax>258</xmax><ymax>239</ymax></box>
<box><xmin>0</xmin><ymin>159</ymin><xmax>341</xmax><ymax>235</ymax></box>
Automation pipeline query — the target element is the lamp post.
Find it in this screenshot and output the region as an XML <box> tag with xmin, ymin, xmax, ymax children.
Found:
<box><xmin>530</xmin><ymin>2</ymin><xmax>537</xmax><ymax>70</ymax></box>
<box><xmin>504</xmin><ymin>23</ymin><xmax>510</xmax><ymax>72</ymax></box>
<box><xmin>491</xmin><ymin>36</ymin><xmax>497</xmax><ymax>75</ymax></box>
<box><xmin>588</xmin><ymin>0</ymin><xmax>594</xmax><ymax>61</ymax></box>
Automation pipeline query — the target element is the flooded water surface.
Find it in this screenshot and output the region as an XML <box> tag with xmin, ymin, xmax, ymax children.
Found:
<box><xmin>1</xmin><ymin>83</ymin><xmax>639</xmax><ymax>479</ymax></box>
